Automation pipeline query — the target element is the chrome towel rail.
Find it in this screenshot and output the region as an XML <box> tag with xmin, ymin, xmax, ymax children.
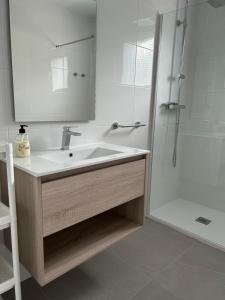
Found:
<box><xmin>56</xmin><ymin>35</ymin><xmax>95</xmax><ymax>48</ymax></box>
<box><xmin>112</xmin><ymin>121</ymin><xmax>146</xmax><ymax>130</ymax></box>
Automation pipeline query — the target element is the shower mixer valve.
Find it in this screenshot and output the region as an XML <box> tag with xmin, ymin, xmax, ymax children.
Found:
<box><xmin>161</xmin><ymin>102</ymin><xmax>186</xmax><ymax>110</ymax></box>
<box><xmin>178</xmin><ymin>73</ymin><xmax>186</xmax><ymax>80</ymax></box>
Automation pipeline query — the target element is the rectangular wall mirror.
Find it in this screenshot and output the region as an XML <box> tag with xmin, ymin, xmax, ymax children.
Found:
<box><xmin>9</xmin><ymin>0</ymin><xmax>96</xmax><ymax>122</ymax></box>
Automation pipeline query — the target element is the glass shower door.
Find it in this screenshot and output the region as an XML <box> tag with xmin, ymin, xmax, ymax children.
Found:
<box><xmin>150</xmin><ymin>4</ymin><xmax>187</xmax><ymax>211</ymax></box>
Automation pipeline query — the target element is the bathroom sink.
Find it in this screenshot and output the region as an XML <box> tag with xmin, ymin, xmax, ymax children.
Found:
<box><xmin>10</xmin><ymin>143</ymin><xmax>149</xmax><ymax>177</ymax></box>
<box><xmin>40</xmin><ymin>147</ymin><xmax>122</xmax><ymax>164</ymax></box>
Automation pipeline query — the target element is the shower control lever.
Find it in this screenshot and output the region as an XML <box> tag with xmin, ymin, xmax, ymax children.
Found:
<box><xmin>178</xmin><ymin>73</ymin><xmax>185</xmax><ymax>80</ymax></box>
<box><xmin>161</xmin><ymin>102</ymin><xmax>186</xmax><ymax>111</ymax></box>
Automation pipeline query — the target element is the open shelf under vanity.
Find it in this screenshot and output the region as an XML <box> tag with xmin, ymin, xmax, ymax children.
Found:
<box><xmin>44</xmin><ymin>201</ymin><xmax>142</xmax><ymax>283</ymax></box>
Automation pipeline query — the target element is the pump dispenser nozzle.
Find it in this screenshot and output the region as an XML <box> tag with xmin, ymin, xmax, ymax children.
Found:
<box><xmin>19</xmin><ymin>125</ymin><xmax>28</xmax><ymax>134</ymax></box>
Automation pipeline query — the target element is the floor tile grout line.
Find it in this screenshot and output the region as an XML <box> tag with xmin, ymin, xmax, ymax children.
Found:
<box><xmin>151</xmin><ymin>242</ymin><xmax>225</xmax><ymax>300</ymax></box>
<box><xmin>153</xmin><ymin>242</ymin><xmax>196</xmax><ymax>281</ymax></box>
<box><xmin>127</xmin><ymin>276</ymin><xmax>155</xmax><ymax>300</ymax></box>
<box><xmin>106</xmin><ymin>225</ymin><xmax>196</xmax><ymax>300</ymax></box>
<box><xmin>108</xmin><ymin>222</ymin><xmax>197</xmax><ymax>276</ymax></box>
<box><xmin>158</xmin><ymin>235</ymin><xmax>225</xmax><ymax>278</ymax></box>
<box><xmin>147</xmin><ymin>244</ymin><xmax>197</xmax><ymax>300</ymax></box>
<box><xmin>129</xmin><ymin>278</ymin><xmax>186</xmax><ymax>300</ymax></box>
<box><xmin>176</xmin><ymin>260</ymin><xmax>225</xmax><ymax>278</ymax></box>
<box><xmin>106</xmin><ymin>248</ymin><xmax>151</xmax><ymax>280</ymax></box>
<box><xmin>105</xmin><ymin>249</ymin><xmax>154</xmax><ymax>299</ymax></box>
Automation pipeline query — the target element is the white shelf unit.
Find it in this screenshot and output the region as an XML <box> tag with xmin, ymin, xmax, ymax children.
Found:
<box><xmin>0</xmin><ymin>202</ymin><xmax>10</xmax><ymax>231</ymax></box>
<box><xmin>0</xmin><ymin>143</ymin><xmax>22</xmax><ymax>300</ymax></box>
<box><xmin>0</xmin><ymin>256</ymin><xmax>14</xmax><ymax>294</ymax></box>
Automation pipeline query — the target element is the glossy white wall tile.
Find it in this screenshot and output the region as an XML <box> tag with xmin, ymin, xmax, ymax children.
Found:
<box><xmin>86</xmin><ymin>125</ymin><xmax>136</xmax><ymax>147</ymax></box>
<box><xmin>95</xmin><ymin>83</ymin><xmax>135</xmax><ymax>126</ymax></box>
<box><xmin>135</xmin><ymin>46</ymin><xmax>153</xmax><ymax>88</ymax></box>
<box><xmin>97</xmin><ymin>0</ymin><xmax>139</xmax><ymax>46</ymax></box>
<box><xmin>137</xmin><ymin>0</ymin><xmax>155</xmax><ymax>49</ymax></box>
<box><xmin>131</xmin><ymin>125</ymin><xmax>150</xmax><ymax>149</ymax></box>
<box><xmin>134</xmin><ymin>87</ymin><xmax>151</xmax><ymax>124</ymax></box>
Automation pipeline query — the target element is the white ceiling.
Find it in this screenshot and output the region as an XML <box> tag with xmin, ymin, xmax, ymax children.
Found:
<box><xmin>49</xmin><ymin>0</ymin><xmax>96</xmax><ymax>17</ymax></box>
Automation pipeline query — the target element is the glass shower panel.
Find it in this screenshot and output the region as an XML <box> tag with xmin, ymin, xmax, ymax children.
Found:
<box><xmin>179</xmin><ymin>2</ymin><xmax>225</xmax><ymax>213</ymax></box>
<box><xmin>150</xmin><ymin>7</ymin><xmax>184</xmax><ymax>211</ymax></box>
<box><xmin>150</xmin><ymin>1</ymin><xmax>220</xmax><ymax>212</ymax></box>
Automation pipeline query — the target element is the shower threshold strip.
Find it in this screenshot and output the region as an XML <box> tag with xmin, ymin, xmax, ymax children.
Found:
<box><xmin>150</xmin><ymin>199</ymin><xmax>225</xmax><ymax>251</ymax></box>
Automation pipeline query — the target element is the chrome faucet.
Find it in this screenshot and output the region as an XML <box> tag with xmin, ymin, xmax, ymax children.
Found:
<box><xmin>61</xmin><ymin>127</ymin><xmax>81</xmax><ymax>150</ymax></box>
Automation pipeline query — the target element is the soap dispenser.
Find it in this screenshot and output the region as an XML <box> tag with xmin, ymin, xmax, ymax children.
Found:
<box><xmin>15</xmin><ymin>125</ymin><xmax>31</xmax><ymax>158</ymax></box>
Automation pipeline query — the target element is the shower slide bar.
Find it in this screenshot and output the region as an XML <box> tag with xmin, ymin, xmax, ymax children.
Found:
<box><xmin>172</xmin><ymin>0</ymin><xmax>188</xmax><ymax>168</ymax></box>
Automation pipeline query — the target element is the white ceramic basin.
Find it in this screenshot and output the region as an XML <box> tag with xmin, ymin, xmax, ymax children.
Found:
<box><xmin>40</xmin><ymin>147</ymin><xmax>122</xmax><ymax>164</ymax></box>
<box><xmin>11</xmin><ymin>143</ymin><xmax>149</xmax><ymax>177</ymax></box>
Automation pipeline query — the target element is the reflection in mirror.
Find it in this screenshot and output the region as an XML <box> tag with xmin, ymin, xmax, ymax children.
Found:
<box><xmin>9</xmin><ymin>0</ymin><xmax>96</xmax><ymax>122</ymax></box>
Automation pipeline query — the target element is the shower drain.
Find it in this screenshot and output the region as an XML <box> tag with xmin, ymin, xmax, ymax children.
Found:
<box><xmin>195</xmin><ymin>217</ymin><xmax>212</xmax><ymax>225</ymax></box>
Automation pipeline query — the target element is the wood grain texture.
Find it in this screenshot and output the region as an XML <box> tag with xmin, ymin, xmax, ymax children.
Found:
<box><xmin>0</xmin><ymin>161</ymin><xmax>45</xmax><ymax>286</ymax></box>
<box><xmin>44</xmin><ymin>211</ymin><xmax>141</xmax><ymax>284</ymax></box>
<box><xmin>42</xmin><ymin>160</ymin><xmax>146</xmax><ymax>236</ymax></box>
<box><xmin>41</xmin><ymin>155</ymin><xmax>145</xmax><ymax>183</ymax></box>
<box><xmin>113</xmin><ymin>197</ymin><xmax>144</xmax><ymax>225</ymax></box>
<box><xmin>144</xmin><ymin>153</ymin><xmax>151</xmax><ymax>216</ymax></box>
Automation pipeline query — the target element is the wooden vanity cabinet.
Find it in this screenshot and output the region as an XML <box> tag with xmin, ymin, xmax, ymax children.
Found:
<box><xmin>0</xmin><ymin>155</ymin><xmax>150</xmax><ymax>286</ymax></box>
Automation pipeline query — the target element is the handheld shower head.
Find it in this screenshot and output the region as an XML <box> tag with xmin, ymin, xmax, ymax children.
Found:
<box><xmin>208</xmin><ymin>0</ymin><xmax>225</xmax><ymax>8</ymax></box>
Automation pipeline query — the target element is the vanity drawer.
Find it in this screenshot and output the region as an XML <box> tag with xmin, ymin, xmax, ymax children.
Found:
<box><xmin>42</xmin><ymin>159</ymin><xmax>146</xmax><ymax>236</ymax></box>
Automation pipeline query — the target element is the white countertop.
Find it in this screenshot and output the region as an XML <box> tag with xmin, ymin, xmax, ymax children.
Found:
<box><xmin>8</xmin><ymin>143</ymin><xmax>150</xmax><ymax>177</ymax></box>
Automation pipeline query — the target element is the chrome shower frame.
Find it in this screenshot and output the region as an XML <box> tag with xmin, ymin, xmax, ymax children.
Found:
<box><xmin>147</xmin><ymin>12</ymin><xmax>163</xmax><ymax>215</ymax></box>
<box><xmin>148</xmin><ymin>12</ymin><xmax>163</xmax><ymax>152</ymax></box>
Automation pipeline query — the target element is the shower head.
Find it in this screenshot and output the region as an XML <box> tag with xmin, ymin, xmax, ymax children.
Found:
<box><xmin>207</xmin><ymin>0</ymin><xmax>225</xmax><ymax>8</ymax></box>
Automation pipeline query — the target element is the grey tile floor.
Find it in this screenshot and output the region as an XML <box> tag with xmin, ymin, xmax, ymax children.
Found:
<box><xmin>3</xmin><ymin>219</ymin><xmax>225</xmax><ymax>300</ymax></box>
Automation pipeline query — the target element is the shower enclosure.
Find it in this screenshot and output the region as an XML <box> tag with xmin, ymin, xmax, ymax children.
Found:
<box><xmin>150</xmin><ymin>0</ymin><xmax>225</xmax><ymax>250</ymax></box>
